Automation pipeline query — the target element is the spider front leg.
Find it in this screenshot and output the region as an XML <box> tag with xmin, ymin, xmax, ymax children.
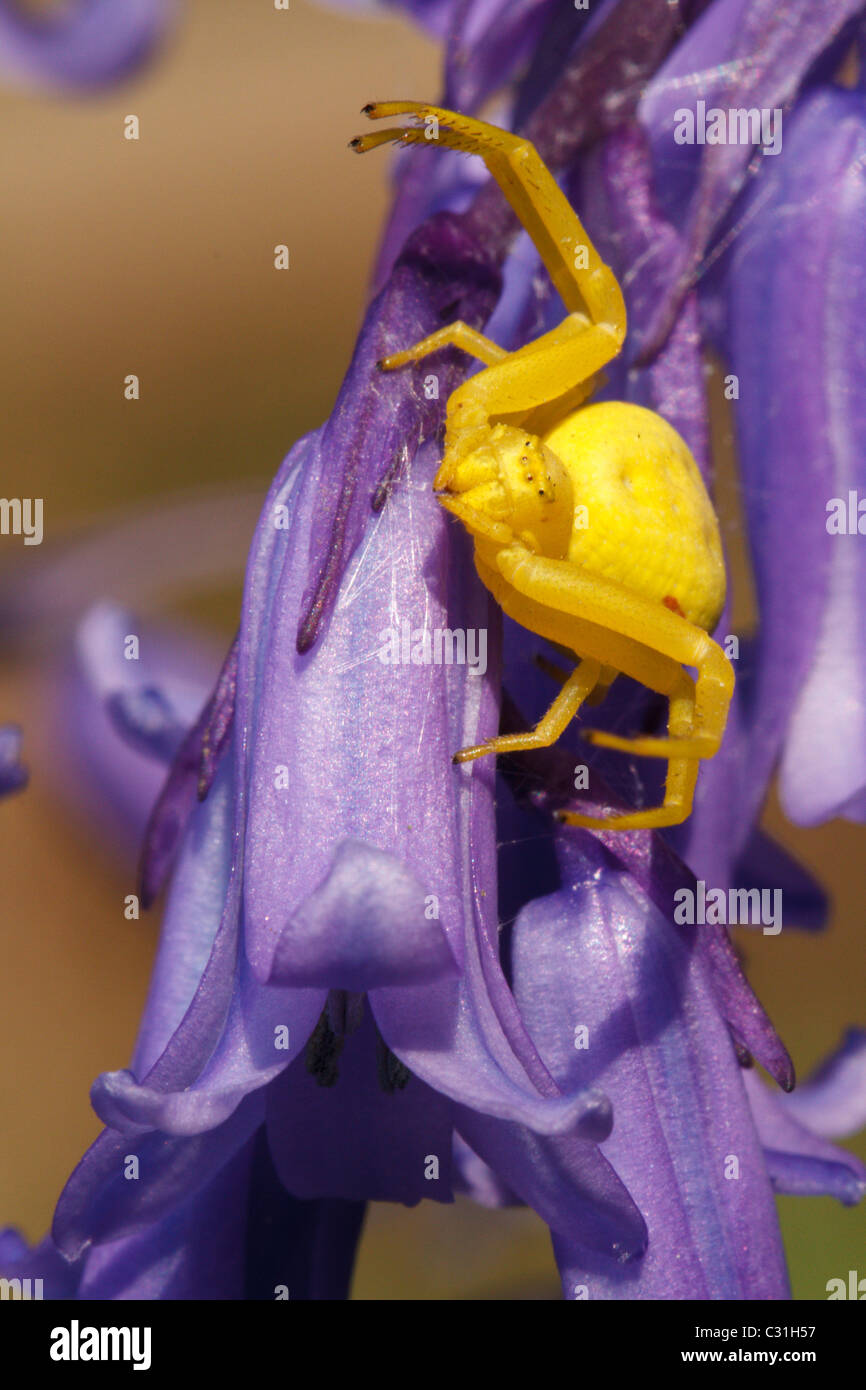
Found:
<box><xmin>352</xmin><ymin>101</ymin><xmax>626</xmax><ymax>332</ymax></box>
<box><xmin>353</xmin><ymin>101</ymin><xmax>628</xmax><ymax>471</ymax></box>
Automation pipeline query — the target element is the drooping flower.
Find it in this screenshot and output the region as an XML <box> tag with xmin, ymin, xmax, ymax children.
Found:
<box><xmin>0</xmin><ymin>0</ymin><xmax>174</xmax><ymax>91</ymax></box>
<box><xmin>0</xmin><ymin>724</ymin><xmax>26</xmax><ymax>798</ymax></box>
<box><xmin>61</xmin><ymin>602</ymin><xmax>221</xmax><ymax>859</ymax></box>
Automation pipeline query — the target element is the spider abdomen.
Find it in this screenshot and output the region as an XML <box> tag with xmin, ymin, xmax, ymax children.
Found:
<box><xmin>543</xmin><ymin>401</ymin><xmax>726</xmax><ymax>633</ymax></box>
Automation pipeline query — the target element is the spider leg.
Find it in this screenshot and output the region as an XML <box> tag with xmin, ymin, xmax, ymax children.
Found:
<box><xmin>353</xmin><ymin>102</ymin><xmax>626</xmax><ymax>334</ymax></box>
<box><xmin>582</xmin><ymin>727</ymin><xmax>715</xmax><ymax>760</ymax></box>
<box><xmin>353</xmin><ymin>104</ymin><xmax>626</xmax><ymax>470</ymax></box>
<box><xmin>471</xmin><ymin>556</ymin><xmax>702</xmax><ymax>828</ymax></box>
<box><xmin>491</xmin><ymin>547</ymin><xmax>733</xmax><ymax>828</ymax></box>
<box><xmin>453</xmin><ymin>657</ymin><xmax>602</xmax><ymax>763</ymax></box>
<box><xmin>534</xmin><ymin>650</ymin><xmax>617</xmax><ymax>708</ymax></box>
<box><xmin>378</xmin><ymin>321</ymin><xmax>507</xmax><ymax>371</ymax></box>
<box><xmin>559</xmin><ymin>669</ymin><xmax>700</xmax><ymax>831</ymax></box>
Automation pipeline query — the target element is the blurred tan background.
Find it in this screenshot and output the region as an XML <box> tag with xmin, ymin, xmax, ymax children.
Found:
<box><xmin>0</xmin><ymin>0</ymin><xmax>862</xmax><ymax>1299</ymax></box>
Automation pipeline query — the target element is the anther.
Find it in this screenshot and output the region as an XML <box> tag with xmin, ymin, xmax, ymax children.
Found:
<box><xmin>376</xmin><ymin>1029</ymin><xmax>410</xmax><ymax>1094</ymax></box>
<box><xmin>305</xmin><ymin>1009</ymin><xmax>344</xmax><ymax>1088</ymax></box>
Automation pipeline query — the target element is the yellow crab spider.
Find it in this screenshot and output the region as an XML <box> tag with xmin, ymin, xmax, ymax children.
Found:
<box><xmin>351</xmin><ymin>101</ymin><xmax>734</xmax><ymax>830</ymax></box>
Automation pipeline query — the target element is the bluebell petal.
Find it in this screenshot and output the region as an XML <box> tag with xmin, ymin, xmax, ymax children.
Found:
<box><xmin>494</xmin><ymin>715</ymin><xmax>795</xmax><ymax>1090</ymax></box>
<box><xmin>732</xmin><ymin>829</ymin><xmax>828</xmax><ymax>932</ymax></box>
<box><xmin>138</xmin><ymin>635</ymin><xmax>236</xmax><ymax>906</ymax></box>
<box><xmin>771</xmin><ymin>91</ymin><xmax>866</xmax><ymax>824</ymax></box>
<box><xmin>78</xmin><ymin>1142</ymin><xmax>254</xmax><ymax>1300</ymax></box>
<box><xmin>442</xmin><ymin>0</ymin><xmax>559</xmax><ymax>112</ymax></box>
<box><xmin>12</xmin><ymin>1130</ymin><xmax>364</xmax><ymax>1300</ymax></box>
<box><xmin>242</xmin><ymin>444</ymin><xmax>482</xmax><ymax>982</ymax></box>
<box><xmin>451</xmin><ymin>1131</ymin><xmax>519</xmax><ymax>1207</ymax></box>
<box><xmin>93</xmin><ymin>764</ymin><xmax>325</xmax><ymax>1135</ymax></box>
<box><xmin>576</xmin><ymin>126</ymin><xmax>710</xmax><ymax>472</ymax></box>
<box><xmin>294</xmin><ymin>219</ymin><xmax>500</xmax><ymax>655</ymax></box>
<box><xmin>53</xmin><ymin>1092</ymin><xmax>265</xmax><ymax>1258</ymax></box>
<box><xmin>68</xmin><ymin>602</ymin><xmax>219</xmax><ymax>874</ymax></box>
<box><xmin>129</xmin><ymin>756</ymin><xmax>237</xmax><ymax>1079</ymax></box>
<box><xmin>675</xmin><ymin>87</ymin><xmax>866</xmax><ymax>871</ymax></box>
<box><xmin>241</xmin><ymin>1130</ymin><xmax>365</xmax><ymax>1300</ymax></box>
<box><xmin>782</xmin><ymin>1030</ymin><xmax>866</xmax><ymax>1140</ymax></box>
<box><xmin>94</xmin><ymin>751</ymin><xmax>322</xmax><ymax>1142</ymax></box>
<box><xmin>511</xmin><ymin>833</ymin><xmax>790</xmax><ymax>1297</ymax></box>
<box><xmin>270</xmin><ymin>839</ymin><xmax>459</xmax><ymax>990</ymax></box>
<box><xmin>0</xmin><ymin>0</ymin><xmax>174</xmax><ymax>90</ymax></box>
<box><xmin>456</xmin><ymin>1106</ymin><xmax>647</xmax><ymax>1263</ymax></box>
<box><xmin>0</xmin><ymin>1229</ymin><xmax>80</xmax><ymax>1299</ymax></box>
<box><xmin>93</xmin><ymin>950</ymin><xmax>326</xmax><ymax>1139</ymax></box>
<box><xmin>0</xmin><ymin>724</ymin><xmax>26</xmax><ymax>797</ymax></box>
<box><xmin>637</xmin><ymin>0</ymin><xmax>864</xmax><ymax>355</ymax></box>
<box><xmin>265</xmin><ymin>1008</ymin><xmax>453</xmax><ymax>1204</ymax></box>
<box><xmin>74</xmin><ymin>1127</ymin><xmax>364</xmax><ymax>1300</ymax></box>
<box><xmin>743</xmin><ymin>1069</ymin><xmax>866</xmax><ymax>1206</ymax></box>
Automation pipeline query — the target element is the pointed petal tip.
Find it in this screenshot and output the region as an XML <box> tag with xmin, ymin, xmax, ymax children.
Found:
<box><xmin>266</xmin><ymin>838</ymin><xmax>459</xmax><ymax>991</ymax></box>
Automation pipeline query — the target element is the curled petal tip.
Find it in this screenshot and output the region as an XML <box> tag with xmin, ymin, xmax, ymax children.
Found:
<box><xmin>612</xmin><ymin>1234</ymin><xmax>648</xmax><ymax>1266</ymax></box>
<box><xmin>574</xmin><ymin>1089</ymin><xmax>613</xmax><ymax>1144</ymax></box>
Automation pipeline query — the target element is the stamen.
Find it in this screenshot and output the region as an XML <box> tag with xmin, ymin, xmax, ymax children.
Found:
<box><xmin>376</xmin><ymin>1030</ymin><xmax>410</xmax><ymax>1094</ymax></box>
<box><xmin>305</xmin><ymin>1009</ymin><xmax>345</xmax><ymax>1088</ymax></box>
<box><xmin>326</xmin><ymin>989</ymin><xmax>365</xmax><ymax>1038</ymax></box>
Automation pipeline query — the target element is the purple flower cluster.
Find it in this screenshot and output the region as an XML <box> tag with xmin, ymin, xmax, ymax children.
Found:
<box><xmin>2</xmin><ymin>0</ymin><xmax>865</xmax><ymax>1300</ymax></box>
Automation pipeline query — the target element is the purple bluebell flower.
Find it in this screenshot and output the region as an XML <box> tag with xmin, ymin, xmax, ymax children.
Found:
<box><xmin>0</xmin><ymin>724</ymin><xmax>26</xmax><ymax>798</ymax></box>
<box><xmin>61</xmin><ymin>602</ymin><xmax>221</xmax><ymax>861</ymax></box>
<box><xmin>634</xmin><ymin>0</ymin><xmax>866</xmax><ymax>861</ymax></box>
<box><xmin>51</xmin><ymin>406</ymin><xmax>642</xmax><ymax>1274</ymax></box>
<box><xmin>5</xmin><ymin>0</ymin><xmax>865</xmax><ymax>1301</ymax></box>
<box><xmin>502</xmin><ymin>813</ymin><xmax>864</xmax><ymax>1297</ymax></box>
<box><xmin>0</xmin><ymin>0</ymin><xmax>174</xmax><ymax>91</ymax></box>
<box><xmin>781</xmin><ymin>1030</ymin><xmax>866</xmax><ymax>1141</ymax></box>
<box><xmin>1</xmin><ymin>1134</ymin><xmax>365</xmax><ymax>1300</ymax></box>
<box><xmin>716</xmin><ymin>84</ymin><xmax>866</xmax><ymax>831</ymax></box>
